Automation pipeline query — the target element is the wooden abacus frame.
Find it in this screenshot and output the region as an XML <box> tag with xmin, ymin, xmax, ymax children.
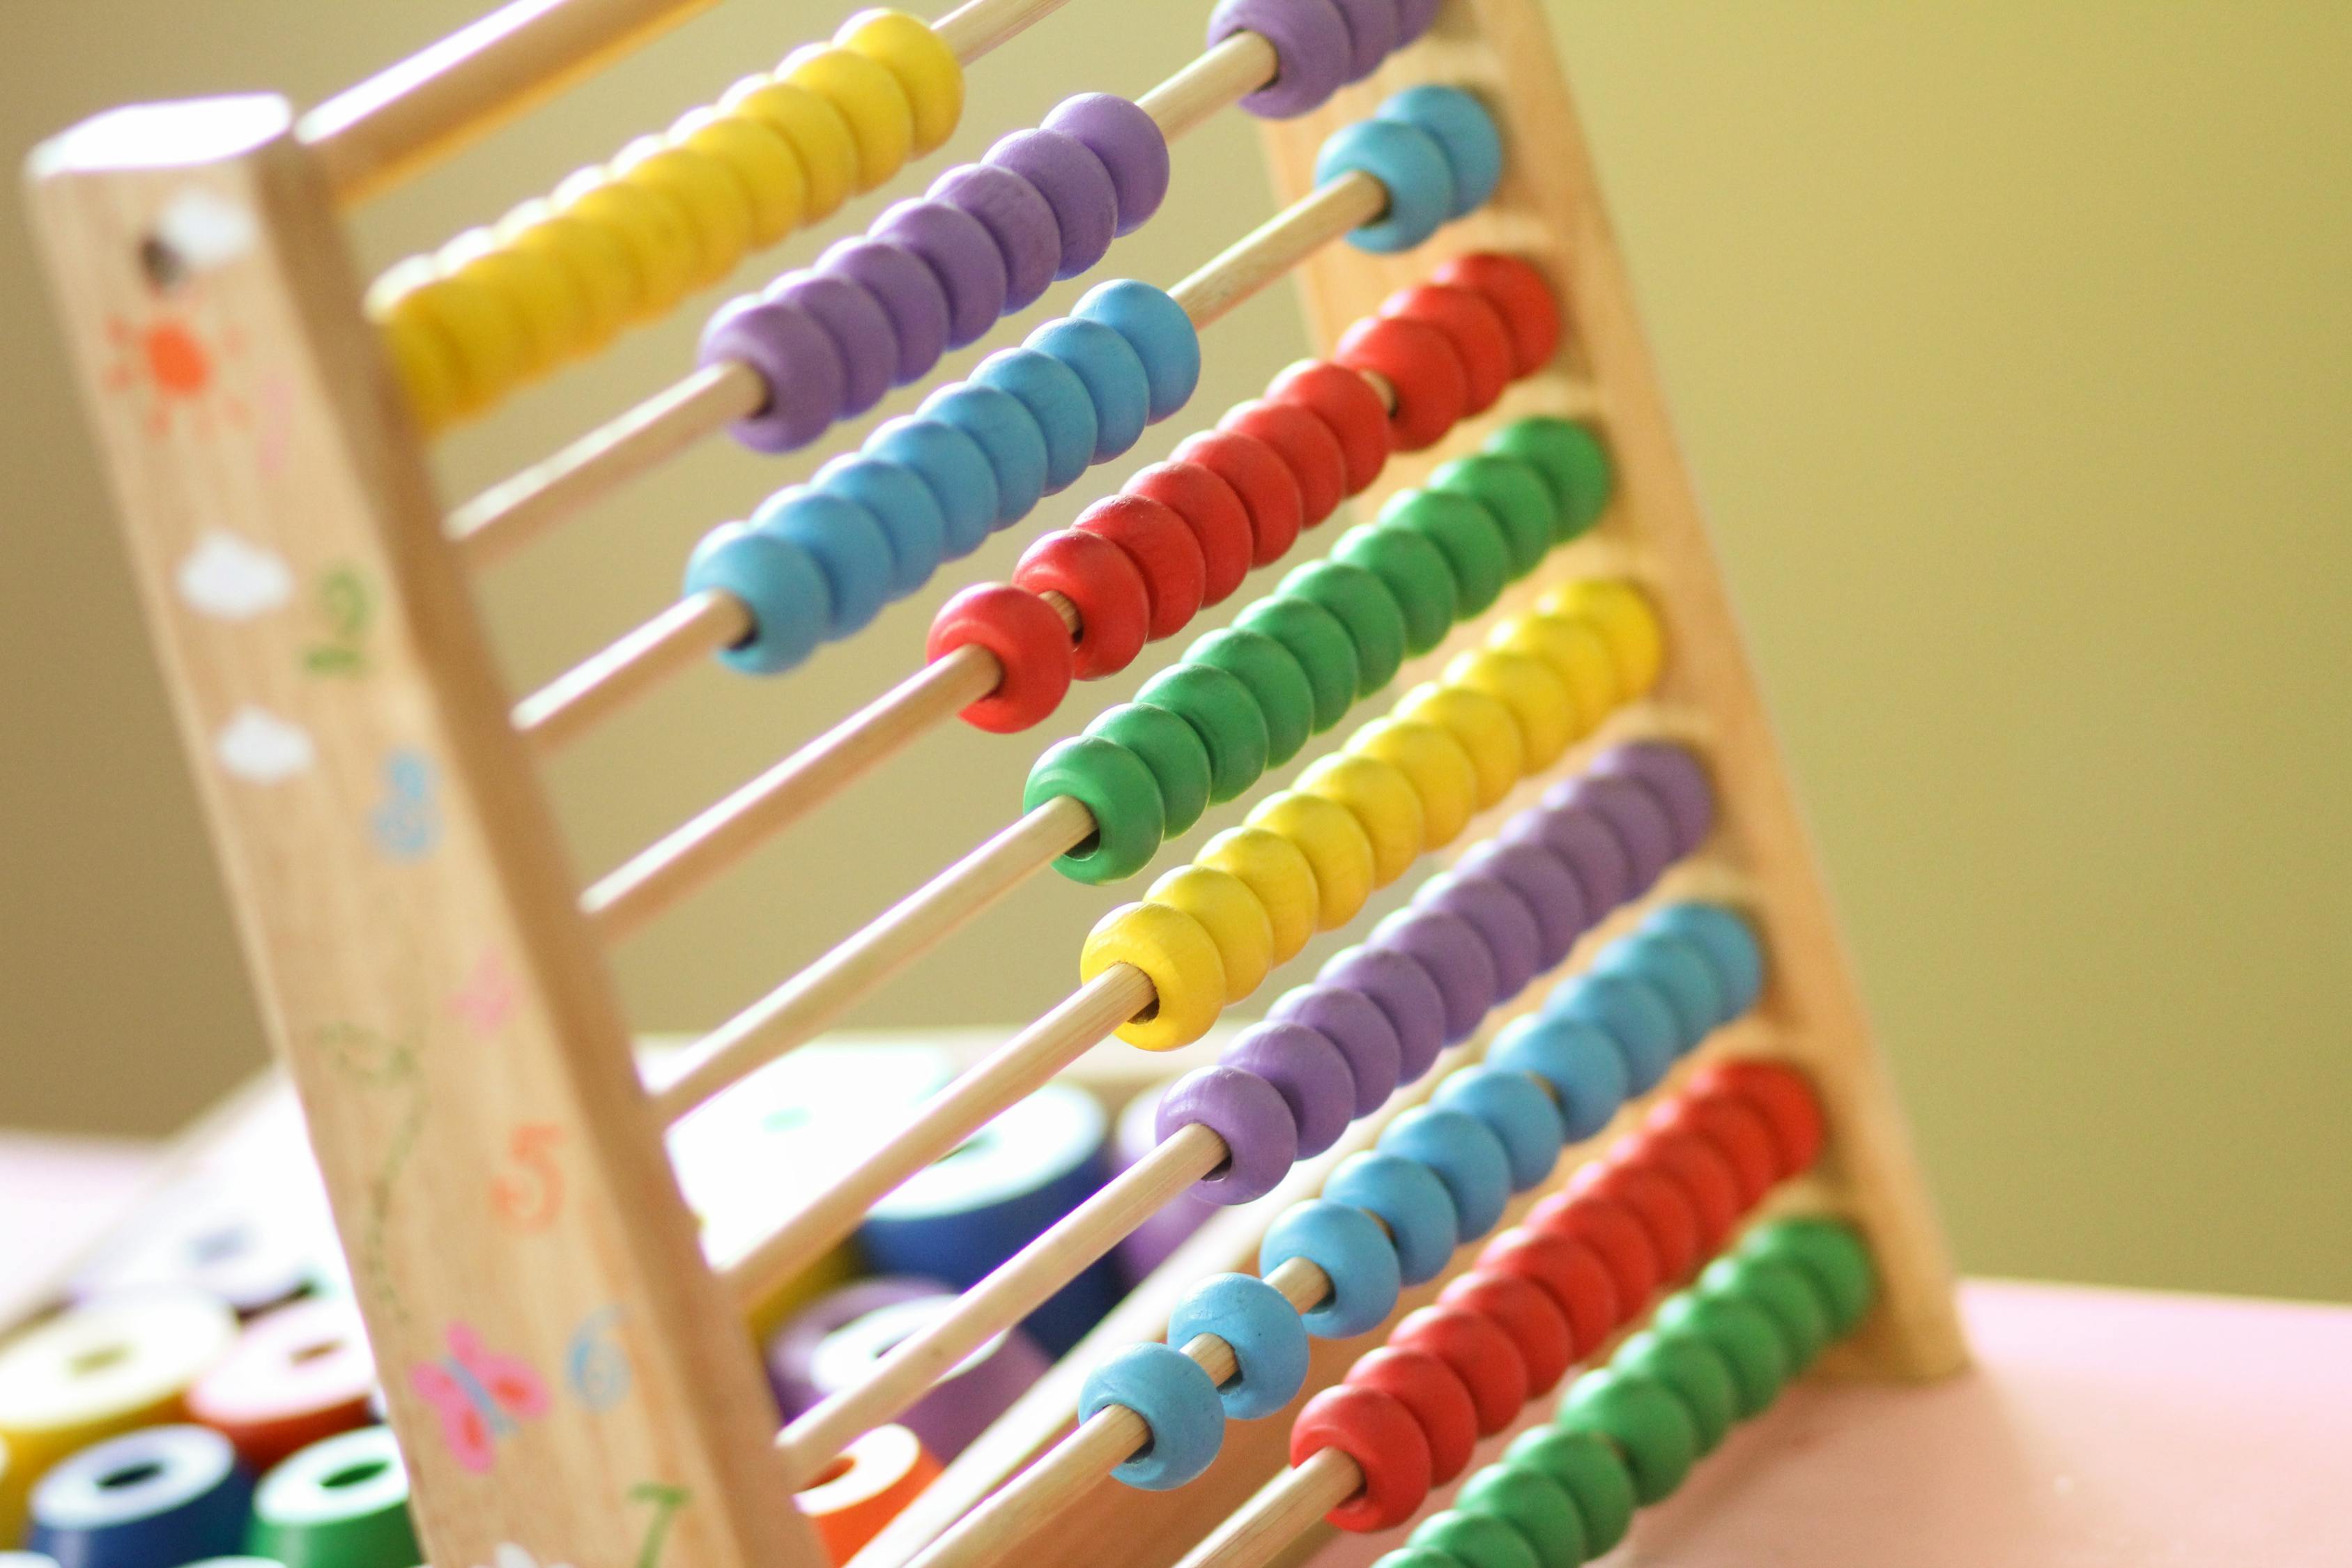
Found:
<box><xmin>25</xmin><ymin>1</ymin><xmax>1964</xmax><ymax>1565</ymax></box>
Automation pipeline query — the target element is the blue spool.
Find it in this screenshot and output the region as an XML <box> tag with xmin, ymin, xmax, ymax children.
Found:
<box><xmin>28</xmin><ymin>1426</ymin><xmax>250</xmax><ymax>1568</ymax></box>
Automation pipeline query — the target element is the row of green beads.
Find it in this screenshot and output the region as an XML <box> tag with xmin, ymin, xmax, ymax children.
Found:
<box><xmin>1380</xmin><ymin>1217</ymin><xmax>1877</xmax><ymax>1568</ymax></box>
<box><xmin>1022</xmin><ymin>416</ymin><xmax>1612</xmax><ymax>884</ymax></box>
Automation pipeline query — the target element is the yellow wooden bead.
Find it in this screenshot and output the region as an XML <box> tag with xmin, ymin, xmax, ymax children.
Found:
<box><xmin>1446</xmin><ymin>646</ymin><xmax>1575</xmax><ymax>773</ymax></box>
<box><xmin>1082</xmin><ymin>901</ymin><xmax>1227</xmax><ymax>1051</ymax></box>
<box><xmin>1539</xmin><ymin>578</ymin><xmax>1665</xmax><ymax>698</ymax></box>
<box><xmin>675</xmin><ymin>107</ymin><xmax>807</xmax><ymax>247</ymax></box>
<box><xmin>837</xmin><ymin>8</ymin><xmax>964</xmax><ymax>155</ymax></box>
<box><xmin>1489</xmin><ymin>609</ymin><xmax>1620</xmax><ymax>735</ymax></box>
<box><xmin>372</xmin><ymin>300</ymin><xmax>463</xmax><ymax>433</ymax></box>
<box><xmin>722</xmin><ymin>75</ymin><xmax>859</xmax><ymax>221</ymax></box>
<box><xmin>496</xmin><ymin>198</ymin><xmax>638</xmax><ymax>353</ymax></box>
<box><xmin>1295</xmin><ymin>753</ymin><xmax>1424</xmax><ymax>888</ymax></box>
<box><xmin>1347</xmin><ymin>717</ymin><xmax>1477</xmax><ymax>851</ymax></box>
<box><xmin>613</xmin><ymin>134</ymin><xmax>754</xmax><ymax>289</ymax></box>
<box><xmin>1196</xmin><ymin>826</ymin><xmax>1320</xmax><ymax>967</ymax></box>
<box><xmin>443</xmin><ymin>226</ymin><xmax>585</xmax><ymax>380</ymax></box>
<box><xmin>1247</xmin><ymin>790</ymin><xmax>1376</xmax><ymax>932</ymax></box>
<box><xmin>369</xmin><ymin>259</ymin><xmax>525</xmax><ymax>416</ymax></box>
<box><xmin>555</xmin><ymin>167</ymin><xmax>697</xmax><ymax>321</ymax></box>
<box><xmin>783</xmin><ymin>44</ymin><xmax>914</xmax><ymax>193</ymax></box>
<box><xmin>1394</xmin><ymin>684</ymin><xmax>1523</xmax><ymax>812</ymax></box>
<box><xmin>1147</xmin><ymin>866</ymin><xmax>1275</xmax><ymax>1003</ymax></box>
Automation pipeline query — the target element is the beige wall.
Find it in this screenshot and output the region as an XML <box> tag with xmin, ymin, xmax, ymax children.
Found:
<box><xmin>3</xmin><ymin>2</ymin><xmax>2344</xmax><ymax>1303</ymax></box>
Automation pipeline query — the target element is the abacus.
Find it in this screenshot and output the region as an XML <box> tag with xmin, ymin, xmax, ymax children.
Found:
<box><xmin>20</xmin><ymin>0</ymin><xmax>1968</xmax><ymax>1564</ymax></box>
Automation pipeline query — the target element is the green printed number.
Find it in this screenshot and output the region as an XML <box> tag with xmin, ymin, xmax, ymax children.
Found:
<box><xmin>630</xmin><ymin>1482</ymin><xmax>691</xmax><ymax>1568</ymax></box>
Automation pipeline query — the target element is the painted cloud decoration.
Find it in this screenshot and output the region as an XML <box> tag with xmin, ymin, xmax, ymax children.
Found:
<box><xmin>479</xmin><ymin>1546</ymin><xmax>577</xmax><ymax>1568</ymax></box>
<box><xmin>155</xmin><ymin>187</ymin><xmax>259</xmax><ymax>271</ymax></box>
<box><xmin>214</xmin><ymin>705</ymin><xmax>315</xmax><ymax>783</ymax></box>
<box><xmin>176</xmin><ymin>529</ymin><xmax>293</xmax><ymax>620</ymax></box>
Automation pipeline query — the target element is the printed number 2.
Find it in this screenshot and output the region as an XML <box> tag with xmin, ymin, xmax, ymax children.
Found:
<box><xmin>629</xmin><ymin>1482</ymin><xmax>691</xmax><ymax>1568</ymax></box>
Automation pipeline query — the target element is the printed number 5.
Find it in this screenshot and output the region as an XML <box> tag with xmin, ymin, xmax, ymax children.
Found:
<box><xmin>491</xmin><ymin>1123</ymin><xmax>564</xmax><ymax>1229</ymax></box>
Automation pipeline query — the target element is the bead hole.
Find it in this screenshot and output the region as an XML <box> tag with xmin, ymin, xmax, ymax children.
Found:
<box><xmin>801</xmin><ymin>1454</ymin><xmax>856</xmax><ymax>1490</ymax></box>
<box><xmin>291</xmin><ymin>1337</ymin><xmax>344</xmax><ymax>1365</ymax></box>
<box><xmin>323</xmin><ymin>1459</ymin><xmax>390</xmax><ymax>1490</ymax></box>
<box><xmin>69</xmin><ymin>1343</ymin><xmax>128</xmax><ymax>1377</ymax></box>
<box><xmin>98</xmin><ymin>1461</ymin><xmax>163</xmax><ymax>1490</ymax></box>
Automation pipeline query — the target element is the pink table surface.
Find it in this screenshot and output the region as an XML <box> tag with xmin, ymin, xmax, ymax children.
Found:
<box><xmin>1308</xmin><ymin>1277</ymin><xmax>2352</xmax><ymax>1568</ymax></box>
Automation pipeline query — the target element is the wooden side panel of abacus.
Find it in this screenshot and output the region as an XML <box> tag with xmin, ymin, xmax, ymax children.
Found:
<box><xmin>26</xmin><ymin>98</ymin><xmax>825</xmax><ymax>1568</ymax></box>
<box><xmin>1256</xmin><ymin>0</ymin><xmax>1967</xmax><ymax>1381</ymax></box>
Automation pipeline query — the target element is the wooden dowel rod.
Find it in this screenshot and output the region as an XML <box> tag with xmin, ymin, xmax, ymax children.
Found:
<box><xmin>1137</xmin><ymin>31</ymin><xmax>1277</xmax><ymax>141</ymax></box>
<box><xmin>650</xmin><ymin>793</ymin><xmax>1096</xmax><ymax>1122</ymax></box>
<box><xmin>931</xmin><ymin>0</ymin><xmax>1079</xmax><ymax>62</ymax></box>
<box><xmin>722</xmin><ymin>962</ymin><xmax>1155</xmax><ymax>1308</ymax></box>
<box><xmin>1175</xmin><ymin>1448</ymin><xmax>1362</xmax><ymax>1568</ymax></box>
<box><xmin>513</xmin><ymin>589</ymin><xmax>744</xmax><ymax>749</ymax></box>
<box><xmin>1171</xmin><ymin>171</ymin><xmax>1388</xmax><ymax>331</ymax></box>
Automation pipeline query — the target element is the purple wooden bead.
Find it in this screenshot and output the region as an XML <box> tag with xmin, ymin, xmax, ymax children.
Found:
<box><xmin>1415</xmin><ymin>871</ymin><xmax>1543</xmax><ymax>1001</ymax></box>
<box><xmin>1455</xmin><ymin>837</ymin><xmax>1590</xmax><ymax>971</ymax></box>
<box><xmin>874</xmin><ymin>199</ymin><xmax>1008</xmax><ymax>349</ymax></box>
<box><xmin>987</xmin><ymin>128</ymin><xmax>1117</xmax><ymax>279</ymax></box>
<box><xmin>1208</xmin><ymin>0</ymin><xmax>1353</xmax><ymax>119</ymax></box>
<box><xmin>1589</xmin><ymin>741</ymin><xmax>1716</xmax><ymax>856</ymax></box>
<box><xmin>1224</xmin><ymin>1021</ymin><xmax>1356</xmax><ymax>1159</ymax></box>
<box><xmin>1044</xmin><ymin>94</ymin><xmax>1170</xmax><ymax>236</ymax></box>
<box><xmin>1547</xmin><ymin>774</ymin><xmax>1677</xmax><ymax>892</ymax></box>
<box><xmin>1158</xmin><ymin>1064</ymin><xmax>1298</xmax><ymax>1205</ymax></box>
<box><xmin>1317</xmin><ymin>945</ymin><xmax>1448</xmax><ymax>1084</ymax></box>
<box><xmin>1328</xmin><ymin>0</ymin><xmax>1401</xmax><ymax>81</ymax></box>
<box><xmin>1394</xmin><ymin>0</ymin><xmax>1441</xmax><ymax>45</ymax></box>
<box><xmin>1369</xmin><ymin>907</ymin><xmax>1498</xmax><ymax>1045</ymax></box>
<box><xmin>930</xmin><ymin>163</ymin><xmax>1060</xmax><ymax>314</ymax></box>
<box><xmin>764</xmin><ymin>270</ymin><xmax>896</xmax><ymax>417</ymax></box>
<box><xmin>699</xmin><ymin>295</ymin><xmax>847</xmax><ymax>453</ymax></box>
<box><xmin>1269</xmin><ymin>984</ymin><xmax>1401</xmax><ymax>1117</ymax></box>
<box><xmin>818</xmin><ymin>238</ymin><xmax>951</xmax><ymax>385</ymax></box>
<box><xmin>1505</xmin><ymin>801</ymin><xmax>1636</xmax><ymax>917</ymax></box>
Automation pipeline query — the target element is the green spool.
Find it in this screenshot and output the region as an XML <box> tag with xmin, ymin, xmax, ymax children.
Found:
<box><xmin>1556</xmin><ymin>1368</ymin><xmax>1699</xmax><ymax>1505</ymax></box>
<box><xmin>1502</xmin><ymin>1425</ymin><xmax>1636</xmax><ymax>1556</ymax></box>
<box><xmin>1332</xmin><ymin>523</ymin><xmax>1458</xmax><ymax>656</ymax></box>
<box><xmin>1613</xmin><ymin>1327</ymin><xmax>1740</xmax><ymax>1454</ymax></box>
<box><xmin>1235</xmin><ymin>597</ymin><xmax>1358</xmax><ymax>734</ymax></box>
<box><xmin>245</xmin><ymin>1427</ymin><xmax>421</xmax><ymax>1568</ymax></box>
<box><xmin>1702</xmin><ymin>1254</ymin><xmax>1833</xmax><ymax>1371</ymax></box>
<box><xmin>1136</xmin><ymin>663</ymin><xmax>1269</xmax><ymax>804</ymax></box>
<box><xmin>1484</xmin><ymin>417</ymin><xmax>1613</xmax><ymax>539</ymax></box>
<box><xmin>1185</xmin><ymin>627</ymin><xmax>1314</xmax><ymax>769</ymax></box>
<box><xmin>1737</xmin><ymin>1217</ymin><xmax>1878</xmax><ymax>1335</ymax></box>
<box><xmin>1406</xmin><ymin>1509</ymin><xmax>1539</xmax><ymax>1568</ymax></box>
<box><xmin>1024</xmin><ymin>735</ymin><xmax>1167</xmax><ymax>884</ymax></box>
<box><xmin>1279</xmin><ymin>558</ymin><xmax>1408</xmax><ymax>695</ymax></box>
<box><xmin>1086</xmin><ymin>702</ymin><xmax>1212</xmax><ymax>838</ymax></box>
<box><xmin>1430</xmin><ymin>453</ymin><xmax>1557</xmax><ymax>577</ymax></box>
<box><xmin>1455</xmin><ymin>1463</ymin><xmax>1588</xmax><ymax>1568</ymax></box>
<box><xmin>1380</xmin><ymin>489</ymin><xmax>1511</xmax><ymax>618</ymax></box>
<box><xmin>1652</xmin><ymin>1288</ymin><xmax>1790</xmax><ymax>1417</ymax></box>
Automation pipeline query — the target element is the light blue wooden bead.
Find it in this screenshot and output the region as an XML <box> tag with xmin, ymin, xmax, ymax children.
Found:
<box><xmin>1379</xmin><ymin>86</ymin><xmax>1502</xmax><ymax>218</ymax></box>
<box><xmin>684</xmin><ymin>521</ymin><xmax>832</xmax><ymax>675</ymax></box>
<box><xmin>1489</xmin><ymin>1012</ymin><xmax>1629</xmax><ymax>1141</ymax></box>
<box><xmin>1260</xmin><ymin>1199</ymin><xmax>1401</xmax><ymax>1337</ymax></box>
<box><xmin>1313</xmin><ymin>118</ymin><xmax>1452</xmax><ymax>253</ymax></box>
<box><xmin>1167</xmin><ymin>1273</ymin><xmax>1309</xmax><ymax>1419</ymax></box>
<box><xmin>1074</xmin><ymin>279</ymin><xmax>1200</xmax><ymax>422</ymax></box>
<box><xmin>1592</xmin><ymin>934</ymin><xmax>1725</xmax><ymax>1054</ymax></box>
<box><xmin>1324</xmin><ymin>1151</ymin><xmax>1459</xmax><ymax>1285</ymax></box>
<box><xmin>1027</xmin><ymin>316</ymin><xmax>1151</xmax><ymax>461</ymax></box>
<box><xmin>1378</xmin><ymin>1105</ymin><xmax>1510</xmax><ymax>1241</ymax></box>
<box><xmin>1548</xmin><ymin>971</ymin><xmax>1678</xmax><ymax>1094</ymax></box>
<box><xmin>972</xmin><ymin>346</ymin><xmax>1098</xmax><ymax>495</ymax></box>
<box><xmin>750</xmin><ymin>486</ymin><xmax>893</xmax><ymax>638</ymax></box>
<box><xmin>1080</xmin><ymin>1343</ymin><xmax>1225</xmax><ymax>1489</ymax></box>
<box><xmin>919</xmin><ymin>383</ymin><xmax>1049</xmax><ymax>527</ymax></box>
<box><xmin>813</xmin><ymin>454</ymin><xmax>948</xmax><ymax>597</ymax></box>
<box><xmin>865</xmin><ymin>415</ymin><xmax>999</xmax><ymax>560</ymax></box>
<box><xmin>1433</xmin><ymin>1065</ymin><xmax>1567</xmax><ymax>1192</ymax></box>
<box><xmin>1642</xmin><ymin>902</ymin><xmax>1766</xmax><ymax>1024</ymax></box>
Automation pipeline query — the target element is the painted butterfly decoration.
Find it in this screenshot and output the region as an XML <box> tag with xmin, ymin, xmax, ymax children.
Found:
<box><xmin>410</xmin><ymin>1320</ymin><xmax>552</xmax><ymax>1473</ymax></box>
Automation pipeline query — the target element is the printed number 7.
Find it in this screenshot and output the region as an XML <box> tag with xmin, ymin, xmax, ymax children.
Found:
<box><xmin>629</xmin><ymin>1482</ymin><xmax>691</xmax><ymax>1568</ymax></box>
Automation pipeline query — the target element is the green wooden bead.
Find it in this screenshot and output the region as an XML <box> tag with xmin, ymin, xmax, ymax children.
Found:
<box><xmin>1372</xmin><ymin>1550</ymin><xmax>1470</xmax><ymax>1568</ymax></box>
<box><xmin>1505</xmin><ymin>1426</ymin><xmax>1635</xmax><ymax>1556</ymax></box>
<box><xmin>245</xmin><ymin>1427</ymin><xmax>421</xmax><ymax>1568</ymax></box>
<box><xmin>1236</xmin><ymin>596</ymin><xmax>1360</xmax><ymax>734</ymax></box>
<box><xmin>1279</xmin><ymin>558</ymin><xmax>1408</xmax><ymax>695</ymax></box>
<box><xmin>1408</xmin><ymin>1509</ymin><xmax>1539</xmax><ymax>1568</ymax></box>
<box><xmin>1431</xmin><ymin>454</ymin><xmax>1557</xmax><ymax>577</ymax></box>
<box><xmin>1381</xmin><ymin>489</ymin><xmax>1510</xmax><ymax>618</ymax></box>
<box><xmin>1024</xmin><ymin>735</ymin><xmax>1165</xmax><ymax>883</ymax></box>
<box><xmin>1739</xmin><ymin>1218</ymin><xmax>1878</xmax><ymax>1337</ymax></box>
<box><xmin>1137</xmin><ymin>663</ymin><xmax>1269</xmax><ymax>803</ymax></box>
<box><xmin>1558</xmin><ymin>1367</ymin><xmax>1698</xmax><ymax>1504</ymax></box>
<box><xmin>1703</xmin><ymin>1254</ymin><xmax>1834</xmax><ymax>1371</ymax></box>
<box><xmin>1484</xmin><ymin>417</ymin><xmax>1613</xmax><ymax>538</ymax></box>
<box><xmin>1613</xmin><ymin>1328</ymin><xmax>1739</xmax><ymax>1454</ymax></box>
<box><xmin>1086</xmin><ymin>702</ymin><xmax>1211</xmax><ymax>837</ymax></box>
<box><xmin>1186</xmin><ymin>626</ymin><xmax>1314</xmax><ymax>768</ymax></box>
<box><xmin>1334</xmin><ymin>523</ymin><xmax>1459</xmax><ymax>655</ymax></box>
<box><xmin>1456</xmin><ymin>1463</ymin><xmax>1588</xmax><ymax>1568</ymax></box>
<box><xmin>1652</xmin><ymin>1289</ymin><xmax>1790</xmax><ymax>1417</ymax></box>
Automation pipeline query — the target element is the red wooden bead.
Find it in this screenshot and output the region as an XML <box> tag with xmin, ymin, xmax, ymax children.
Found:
<box><xmin>1568</xmin><ymin>1161</ymin><xmax>1702</xmax><ymax>1282</ymax></box>
<box><xmin>1647</xmin><ymin>1092</ymin><xmax>1779</xmax><ymax>1207</ymax></box>
<box><xmin>1334</xmin><ymin>314</ymin><xmax>1468</xmax><ymax>452</ymax></box>
<box><xmin>1074</xmin><ymin>492</ymin><xmax>1206</xmax><ymax>641</ymax></box>
<box><xmin>1381</xmin><ymin>282</ymin><xmax>1513</xmax><ymax>414</ymax></box>
<box><xmin>1686</xmin><ymin>1059</ymin><xmax>1825</xmax><ymax>1176</ymax></box>
<box><xmin>926</xmin><ymin>583</ymin><xmax>1075</xmax><ymax>733</ymax></box>
<box><xmin>1220</xmin><ymin>398</ymin><xmax>1347</xmax><ymax>528</ymax></box>
<box><xmin>1617</xmin><ymin>1125</ymin><xmax>1744</xmax><ymax>1254</ymax></box>
<box><xmin>1291</xmin><ymin>1383</ymin><xmax>1433</xmax><ymax>1533</ymax></box>
<box><xmin>1390</xmin><ymin>1304</ymin><xmax>1526</xmax><ymax>1436</ymax></box>
<box><xmin>1477</xmin><ymin>1227</ymin><xmax>1620</xmax><ymax>1357</ymax></box>
<box><xmin>1124</xmin><ymin>460</ymin><xmax>1253</xmax><ymax>606</ymax></box>
<box><xmin>1344</xmin><ymin>1346</ymin><xmax>1477</xmax><ymax>1486</ymax></box>
<box><xmin>1440</xmin><ymin>1270</ymin><xmax>1573</xmax><ymax>1397</ymax></box>
<box><xmin>1172</xmin><ymin>428</ymin><xmax>1303</xmax><ymax>566</ymax></box>
<box><xmin>1013</xmin><ymin>530</ymin><xmax>1151</xmax><ymax>679</ymax></box>
<box><xmin>1433</xmin><ymin>253</ymin><xmax>1562</xmax><ymax>376</ymax></box>
<box><xmin>1527</xmin><ymin>1192</ymin><xmax>1662</xmax><ymax>1321</ymax></box>
<box><xmin>1268</xmin><ymin>358</ymin><xmax>1392</xmax><ymax>495</ymax></box>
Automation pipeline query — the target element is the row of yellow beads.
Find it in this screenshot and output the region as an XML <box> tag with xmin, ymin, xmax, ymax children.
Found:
<box><xmin>369</xmin><ymin>8</ymin><xmax>962</xmax><ymax>432</ymax></box>
<box><xmin>1081</xmin><ymin>578</ymin><xmax>1666</xmax><ymax>1050</ymax></box>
